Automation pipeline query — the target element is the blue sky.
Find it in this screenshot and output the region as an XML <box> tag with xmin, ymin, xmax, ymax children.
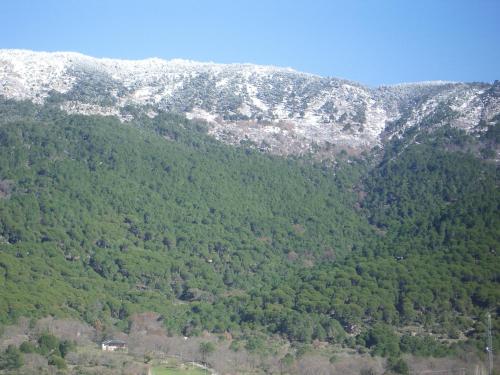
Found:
<box><xmin>2</xmin><ymin>0</ymin><xmax>499</xmax><ymax>86</ymax></box>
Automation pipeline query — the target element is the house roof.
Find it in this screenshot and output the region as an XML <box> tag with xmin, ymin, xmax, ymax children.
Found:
<box><xmin>102</xmin><ymin>339</ymin><xmax>127</xmax><ymax>346</ymax></box>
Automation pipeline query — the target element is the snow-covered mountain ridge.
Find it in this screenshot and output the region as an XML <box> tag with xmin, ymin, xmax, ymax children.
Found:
<box><xmin>1</xmin><ymin>49</ymin><xmax>499</xmax><ymax>156</ymax></box>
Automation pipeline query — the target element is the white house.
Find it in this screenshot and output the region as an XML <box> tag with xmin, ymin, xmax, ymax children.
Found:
<box><xmin>101</xmin><ymin>339</ymin><xmax>127</xmax><ymax>352</ymax></box>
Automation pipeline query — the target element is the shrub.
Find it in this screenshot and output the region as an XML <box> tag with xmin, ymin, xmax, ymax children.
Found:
<box><xmin>49</xmin><ymin>355</ymin><xmax>67</xmax><ymax>369</ymax></box>
<box><xmin>20</xmin><ymin>341</ymin><xmax>37</xmax><ymax>353</ymax></box>
<box><xmin>388</xmin><ymin>357</ymin><xmax>409</xmax><ymax>375</ymax></box>
<box><xmin>0</xmin><ymin>345</ymin><xmax>24</xmax><ymax>370</ymax></box>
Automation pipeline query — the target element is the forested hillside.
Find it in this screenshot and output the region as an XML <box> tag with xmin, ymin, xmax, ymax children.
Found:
<box><xmin>0</xmin><ymin>99</ymin><xmax>498</xmax><ymax>358</ymax></box>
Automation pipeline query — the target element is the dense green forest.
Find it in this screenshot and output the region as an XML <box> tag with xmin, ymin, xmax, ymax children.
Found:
<box><xmin>0</xmin><ymin>99</ymin><xmax>498</xmax><ymax>357</ymax></box>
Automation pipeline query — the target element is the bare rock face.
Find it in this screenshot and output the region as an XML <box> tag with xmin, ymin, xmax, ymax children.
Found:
<box><xmin>1</xmin><ymin>49</ymin><xmax>498</xmax><ymax>157</ymax></box>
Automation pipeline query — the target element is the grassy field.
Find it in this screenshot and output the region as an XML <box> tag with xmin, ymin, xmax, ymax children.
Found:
<box><xmin>152</xmin><ymin>365</ymin><xmax>208</xmax><ymax>375</ymax></box>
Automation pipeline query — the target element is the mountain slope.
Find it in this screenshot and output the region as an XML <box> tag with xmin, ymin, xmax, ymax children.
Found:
<box><xmin>0</xmin><ymin>99</ymin><xmax>498</xmax><ymax>353</ymax></box>
<box><xmin>0</xmin><ymin>99</ymin><xmax>373</xmax><ymax>329</ymax></box>
<box><xmin>1</xmin><ymin>49</ymin><xmax>499</xmax><ymax>157</ymax></box>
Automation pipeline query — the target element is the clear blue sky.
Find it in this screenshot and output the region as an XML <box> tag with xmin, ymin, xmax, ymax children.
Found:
<box><xmin>2</xmin><ymin>0</ymin><xmax>499</xmax><ymax>86</ymax></box>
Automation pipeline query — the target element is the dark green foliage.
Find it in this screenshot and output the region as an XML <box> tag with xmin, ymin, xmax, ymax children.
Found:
<box><xmin>244</xmin><ymin>333</ymin><xmax>266</xmax><ymax>353</ymax></box>
<box><xmin>0</xmin><ymin>99</ymin><xmax>369</xmax><ymax>335</ymax></box>
<box><xmin>364</xmin><ymin>324</ymin><xmax>400</xmax><ymax>357</ymax></box>
<box><xmin>17</xmin><ymin>334</ymin><xmax>74</xmax><ymax>371</ymax></box>
<box><xmin>0</xmin><ymin>345</ymin><xmax>23</xmax><ymax>370</ymax></box>
<box><xmin>19</xmin><ymin>341</ymin><xmax>36</xmax><ymax>353</ymax></box>
<box><xmin>0</xmin><ymin>99</ymin><xmax>498</xmax><ymax>357</ymax></box>
<box><xmin>280</xmin><ymin>353</ymin><xmax>294</xmax><ymax>367</ymax></box>
<box><xmin>387</xmin><ymin>357</ymin><xmax>409</xmax><ymax>375</ymax></box>
<box><xmin>59</xmin><ymin>340</ymin><xmax>75</xmax><ymax>358</ymax></box>
<box><xmin>482</xmin><ymin>119</ymin><xmax>500</xmax><ymax>143</ymax></box>
<box><xmin>399</xmin><ymin>335</ymin><xmax>451</xmax><ymax>357</ymax></box>
<box><xmin>199</xmin><ymin>342</ymin><xmax>215</xmax><ymax>362</ymax></box>
<box><xmin>48</xmin><ymin>355</ymin><xmax>67</xmax><ymax>369</ymax></box>
<box><xmin>38</xmin><ymin>334</ymin><xmax>61</xmax><ymax>356</ymax></box>
<box><xmin>361</xmin><ymin>128</ymin><xmax>499</xmax><ymax>327</ymax></box>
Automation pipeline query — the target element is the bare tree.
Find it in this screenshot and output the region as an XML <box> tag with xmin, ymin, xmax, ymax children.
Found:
<box><xmin>34</xmin><ymin>317</ymin><xmax>96</xmax><ymax>344</ymax></box>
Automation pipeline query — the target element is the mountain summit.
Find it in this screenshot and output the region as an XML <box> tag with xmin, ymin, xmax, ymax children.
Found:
<box><xmin>1</xmin><ymin>49</ymin><xmax>499</xmax><ymax>156</ymax></box>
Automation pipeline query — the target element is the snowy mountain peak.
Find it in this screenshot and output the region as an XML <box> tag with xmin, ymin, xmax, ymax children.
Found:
<box><xmin>0</xmin><ymin>49</ymin><xmax>498</xmax><ymax>157</ymax></box>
